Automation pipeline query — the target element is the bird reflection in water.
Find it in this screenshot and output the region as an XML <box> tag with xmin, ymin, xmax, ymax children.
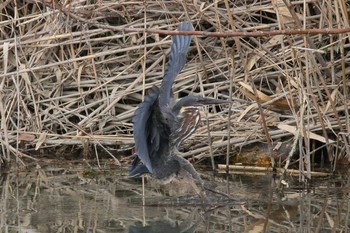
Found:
<box><xmin>130</xmin><ymin>21</ymin><xmax>229</xmax><ymax>196</ymax></box>
<box><xmin>128</xmin><ymin>217</ymin><xmax>199</xmax><ymax>233</ymax></box>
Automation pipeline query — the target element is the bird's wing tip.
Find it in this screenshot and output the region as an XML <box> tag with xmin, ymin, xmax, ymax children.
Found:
<box><xmin>178</xmin><ymin>21</ymin><xmax>193</xmax><ymax>32</ymax></box>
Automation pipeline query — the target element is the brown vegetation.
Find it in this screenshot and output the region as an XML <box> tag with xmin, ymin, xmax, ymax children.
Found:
<box><xmin>0</xmin><ymin>1</ymin><xmax>349</xmax><ymax>173</ymax></box>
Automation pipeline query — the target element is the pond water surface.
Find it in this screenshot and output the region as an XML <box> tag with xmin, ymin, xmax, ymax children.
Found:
<box><xmin>0</xmin><ymin>162</ymin><xmax>349</xmax><ymax>233</ymax></box>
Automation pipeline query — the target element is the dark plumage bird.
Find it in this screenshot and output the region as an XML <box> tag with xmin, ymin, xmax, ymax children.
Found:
<box><xmin>130</xmin><ymin>22</ymin><xmax>229</xmax><ymax>190</ymax></box>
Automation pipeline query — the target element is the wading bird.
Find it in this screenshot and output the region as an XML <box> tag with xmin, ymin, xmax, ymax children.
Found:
<box><xmin>130</xmin><ymin>21</ymin><xmax>229</xmax><ymax>191</ymax></box>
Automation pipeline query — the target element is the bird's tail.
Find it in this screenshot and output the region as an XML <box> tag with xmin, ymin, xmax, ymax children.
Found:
<box><xmin>159</xmin><ymin>21</ymin><xmax>193</xmax><ymax>107</ymax></box>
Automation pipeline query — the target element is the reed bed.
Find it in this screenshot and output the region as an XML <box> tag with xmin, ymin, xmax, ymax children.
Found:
<box><xmin>0</xmin><ymin>0</ymin><xmax>349</xmax><ymax>172</ymax></box>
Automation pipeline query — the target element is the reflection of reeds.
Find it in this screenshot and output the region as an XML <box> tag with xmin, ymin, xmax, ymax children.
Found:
<box><xmin>1</xmin><ymin>1</ymin><xmax>349</xmax><ymax>173</ymax></box>
<box><xmin>0</xmin><ymin>167</ymin><xmax>349</xmax><ymax>232</ymax></box>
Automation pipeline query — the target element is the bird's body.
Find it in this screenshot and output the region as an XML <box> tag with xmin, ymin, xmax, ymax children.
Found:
<box><xmin>130</xmin><ymin>22</ymin><xmax>229</xmax><ymax>189</ymax></box>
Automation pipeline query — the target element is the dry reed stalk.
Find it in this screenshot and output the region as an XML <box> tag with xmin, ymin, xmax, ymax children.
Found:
<box><xmin>0</xmin><ymin>0</ymin><xmax>349</xmax><ymax>174</ymax></box>
<box><xmin>217</xmin><ymin>164</ymin><xmax>329</xmax><ymax>177</ymax></box>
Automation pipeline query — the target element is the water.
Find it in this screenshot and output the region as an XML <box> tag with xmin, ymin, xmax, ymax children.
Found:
<box><xmin>0</xmin><ymin>163</ymin><xmax>349</xmax><ymax>232</ymax></box>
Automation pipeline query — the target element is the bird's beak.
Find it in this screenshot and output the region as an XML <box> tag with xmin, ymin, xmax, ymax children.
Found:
<box><xmin>196</xmin><ymin>98</ymin><xmax>232</xmax><ymax>105</ymax></box>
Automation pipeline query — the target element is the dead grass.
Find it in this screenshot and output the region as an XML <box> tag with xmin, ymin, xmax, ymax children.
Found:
<box><xmin>0</xmin><ymin>0</ymin><xmax>349</xmax><ymax>172</ymax></box>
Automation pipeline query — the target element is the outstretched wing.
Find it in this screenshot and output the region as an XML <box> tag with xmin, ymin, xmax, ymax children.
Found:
<box><xmin>159</xmin><ymin>21</ymin><xmax>193</xmax><ymax>108</ymax></box>
<box><xmin>129</xmin><ymin>156</ymin><xmax>149</xmax><ymax>177</ymax></box>
<box><xmin>131</xmin><ymin>22</ymin><xmax>196</xmax><ymax>176</ymax></box>
<box><xmin>132</xmin><ymin>87</ymin><xmax>160</xmax><ymax>173</ymax></box>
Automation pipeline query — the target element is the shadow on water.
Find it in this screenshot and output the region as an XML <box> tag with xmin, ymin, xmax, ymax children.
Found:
<box><xmin>0</xmin><ymin>162</ymin><xmax>349</xmax><ymax>232</ymax></box>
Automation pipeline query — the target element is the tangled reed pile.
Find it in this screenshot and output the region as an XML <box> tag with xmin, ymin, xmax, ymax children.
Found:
<box><xmin>1</xmin><ymin>1</ymin><xmax>349</xmax><ymax>169</ymax></box>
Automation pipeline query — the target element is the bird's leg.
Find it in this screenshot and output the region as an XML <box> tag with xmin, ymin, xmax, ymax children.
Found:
<box><xmin>175</xmin><ymin>155</ymin><xmax>204</xmax><ymax>185</ymax></box>
<box><xmin>174</xmin><ymin>155</ymin><xmax>208</xmax><ymax>199</ymax></box>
